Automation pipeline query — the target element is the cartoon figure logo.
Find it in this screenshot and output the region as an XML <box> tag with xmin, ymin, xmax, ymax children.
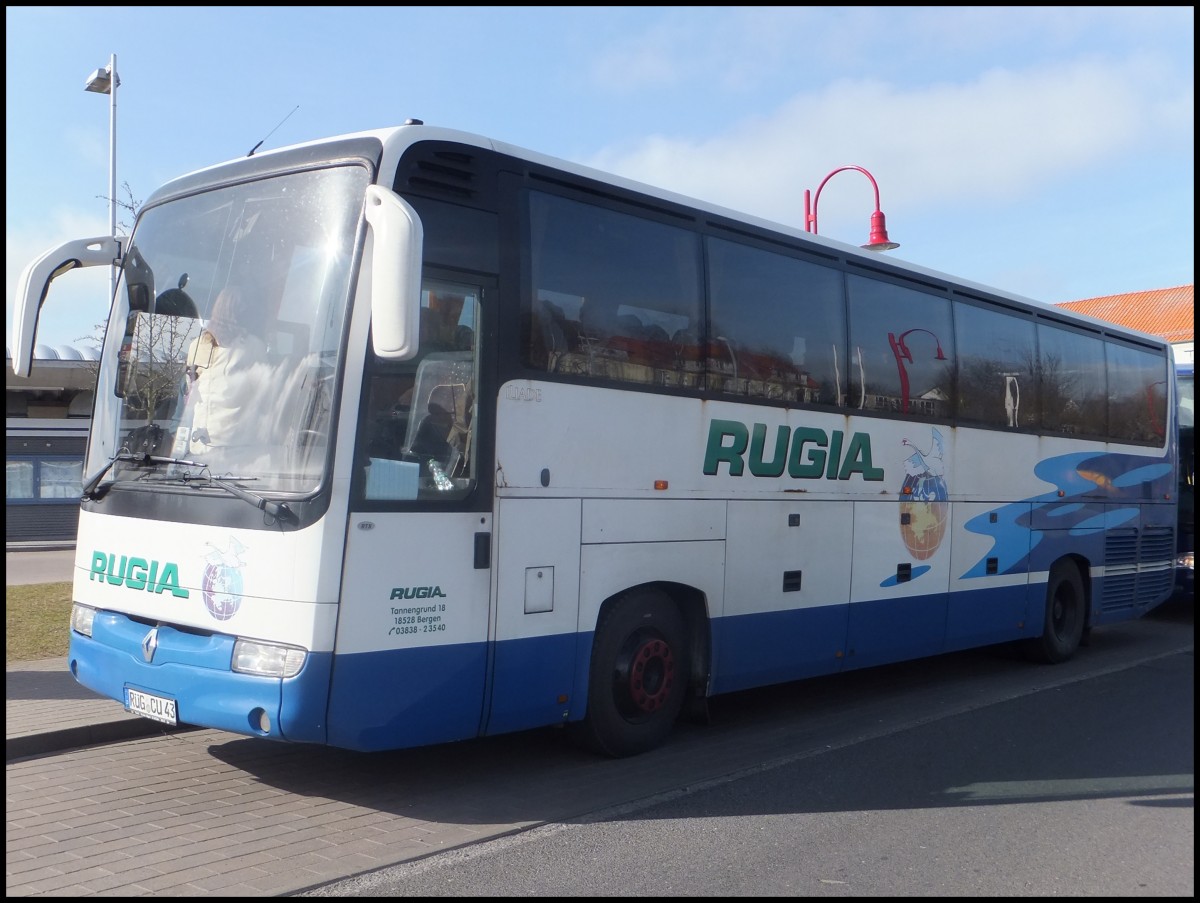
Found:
<box><xmin>899</xmin><ymin>428</ymin><xmax>948</xmax><ymax>560</ymax></box>
<box><xmin>202</xmin><ymin>538</ymin><xmax>247</xmax><ymax>621</ymax></box>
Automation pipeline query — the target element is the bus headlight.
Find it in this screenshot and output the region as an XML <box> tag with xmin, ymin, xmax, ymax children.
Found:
<box><xmin>232</xmin><ymin>639</ymin><xmax>307</xmax><ymax>678</ymax></box>
<box><xmin>1177</xmin><ymin>551</ymin><xmax>1194</xmax><ymax>571</ymax></box>
<box><xmin>71</xmin><ymin>603</ymin><xmax>97</xmax><ymax>638</ymax></box>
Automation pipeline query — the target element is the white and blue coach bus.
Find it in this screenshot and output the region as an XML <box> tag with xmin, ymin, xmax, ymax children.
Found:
<box><xmin>11</xmin><ymin>122</ymin><xmax>1180</xmax><ymax>756</ymax></box>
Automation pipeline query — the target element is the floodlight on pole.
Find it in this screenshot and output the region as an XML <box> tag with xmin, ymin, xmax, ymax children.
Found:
<box><xmin>85</xmin><ymin>53</ymin><xmax>120</xmax><ymax>300</ymax></box>
<box><xmin>803</xmin><ymin>165</ymin><xmax>899</xmax><ymax>252</ymax></box>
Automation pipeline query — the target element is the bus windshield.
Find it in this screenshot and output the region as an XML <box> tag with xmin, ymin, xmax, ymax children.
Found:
<box><xmin>87</xmin><ymin>164</ymin><xmax>370</xmax><ymax>496</ymax></box>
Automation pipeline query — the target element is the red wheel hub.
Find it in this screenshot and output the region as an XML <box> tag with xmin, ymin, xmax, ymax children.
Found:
<box><xmin>627</xmin><ymin>638</ymin><xmax>675</xmax><ymax>712</ymax></box>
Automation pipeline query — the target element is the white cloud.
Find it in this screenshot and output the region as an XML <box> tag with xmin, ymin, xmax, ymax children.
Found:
<box><xmin>586</xmin><ymin>7</ymin><xmax>1194</xmax><ymax>100</ymax></box>
<box><xmin>587</xmin><ymin>8</ymin><xmax>818</xmax><ymax>94</ymax></box>
<box><xmin>582</xmin><ymin>53</ymin><xmax>1193</xmax><ymax>232</ymax></box>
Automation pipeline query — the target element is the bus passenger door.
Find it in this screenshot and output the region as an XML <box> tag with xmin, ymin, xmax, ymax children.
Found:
<box><xmin>484</xmin><ymin>497</ymin><xmax>582</xmax><ymax>736</ymax></box>
<box><xmin>329</xmin><ymin>277</ymin><xmax>493</xmax><ymax>752</ymax></box>
<box><xmin>331</xmin><ymin>512</ymin><xmax>494</xmax><ymax>751</ymax></box>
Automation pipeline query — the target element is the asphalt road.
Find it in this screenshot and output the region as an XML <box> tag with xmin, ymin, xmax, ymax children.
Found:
<box><xmin>307</xmin><ymin>643</ymin><xmax>1195</xmax><ymax>897</ymax></box>
<box><xmin>8</xmin><ymin>595</ymin><xmax>1191</xmax><ymax>897</ymax></box>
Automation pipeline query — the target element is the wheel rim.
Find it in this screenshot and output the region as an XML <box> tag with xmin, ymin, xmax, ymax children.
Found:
<box><xmin>613</xmin><ymin>629</ymin><xmax>677</xmax><ymax>720</ymax></box>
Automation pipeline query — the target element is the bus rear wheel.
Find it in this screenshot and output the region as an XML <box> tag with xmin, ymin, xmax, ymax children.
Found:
<box><xmin>1024</xmin><ymin>560</ymin><xmax>1086</xmax><ymax>664</ymax></box>
<box><xmin>574</xmin><ymin>589</ymin><xmax>688</xmax><ymax>758</ymax></box>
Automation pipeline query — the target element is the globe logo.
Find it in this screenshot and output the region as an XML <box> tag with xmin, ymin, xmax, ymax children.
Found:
<box><xmin>203</xmin><ymin>562</ymin><xmax>244</xmax><ymax>620</ymax></box>
<box><xmin>899</xmin><ymin>429</ymin><xmax>948</xmax><ymax>561</ymax></box>
<box><xmin>202</xmin><ymin>538</ymin><xmax>247</xmax><ymax>621</ymax></box>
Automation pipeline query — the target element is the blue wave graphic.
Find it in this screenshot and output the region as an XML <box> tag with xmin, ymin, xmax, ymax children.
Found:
<box><xmin>961</xmin><ymin>449</ymin><xmax>1171</xmax><ymax>579</ymax></box>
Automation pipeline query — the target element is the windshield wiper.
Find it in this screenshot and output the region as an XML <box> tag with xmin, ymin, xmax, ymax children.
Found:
<box><xmin>82</xmin><ymin>452</ymin><xmax>204</xmax><ymax>500</ymax></box>
<box><xmin>82</xmin><ymin>453</ymin><xmax>294</xmax><ymax>521</ymax></box>
<box><xmin>199</xmin><ymin>474</ymin><xmax>295</xmax><ymax>522</ymax></box>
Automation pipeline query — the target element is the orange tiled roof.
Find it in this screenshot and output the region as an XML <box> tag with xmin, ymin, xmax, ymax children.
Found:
<box><xmin>1055</xmin><ymin>284</ymin><xmax>1194</xmax><ymax>344</ymax></box>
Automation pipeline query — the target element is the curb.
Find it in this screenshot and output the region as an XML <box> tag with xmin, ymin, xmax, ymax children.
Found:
<box><xmin>6</xmin><ymin>720</ymin><xmax>195</xmax><ymax>762</ymax></box>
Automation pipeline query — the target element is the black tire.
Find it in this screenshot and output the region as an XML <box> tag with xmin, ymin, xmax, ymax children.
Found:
<box><xmin>573</xmin><ymin>589</ymin><xmax>688</xmax><ymax>758</ymax></box>
<box><xmin>1024</xmin><ymin>560</ymin><xmax>1086</xmax><ymax>664</ymax></box>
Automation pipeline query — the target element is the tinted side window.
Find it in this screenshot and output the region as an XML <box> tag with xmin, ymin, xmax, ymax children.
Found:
<box><xmin>847</xmin><ymin>275</ymin><xmax>954</xmax><ymax>419</ymax></box>
<box><xmin>406</xmin><ymin>196</ymin><xmax>499</xmax><ymax>273</ymax></box>
<box><xmin>524</xmin><ymin>191</ymin><xmax>702</xmax><ymax>388</ymax></box>
<box><xmin>1037</xmin><ymin>323</ymin><xmax>1106</xmax><ymax>437</ymax></box>
<box><xmin>358</xmin><ymin>279</ymin><xmax>482</xmax><ymax>503</ymax></box>
<box><xmin>706</xmin><ymin>238</ymin><xmax>847</xmax><ymax>406</ymax></box>
<box><xmin>955</xmin><ymin>303</ymin><xmax>1036</xmax><ymax>429</ymax></box>
<box><xmin>1107</xmin><ymin>341</ymin><xmax>1168</xmax><ymax>443</ymax></box>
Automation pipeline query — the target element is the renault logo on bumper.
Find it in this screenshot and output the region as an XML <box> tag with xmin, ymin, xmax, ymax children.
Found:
<box><xmin>141</xmin><ymin>627</ymin><xmax>159</xmax><ymax>663</ymax></box>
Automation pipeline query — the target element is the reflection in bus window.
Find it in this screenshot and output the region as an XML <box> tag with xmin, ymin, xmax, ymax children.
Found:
<box><xmin>847</xmin><ymin>275</ymin><xmax>954</xmax><ymax>418</ymax></box>
<box><xmin>1038</xmin><ymin>324</ymin><xmax>1106</xmax><ymax>437</ymax></box>
<box><xmin>706</xmin><ymin>238</ymin><xmax>847</xmax><ymax>406</ymax></box>
<box><xmin>524</xmin><ymin>191</ymin><xmax>702</xmax><ymax>388</ymax></box>
<box><xmin>956</xmin><ymin>303</ymin><xmax>1037</xmax><ymax>429</ymax></box>
<box><xmin>1107</xmin><ymin>340</ymin><xmax>1168</xmax><ymax>443</ymax></box>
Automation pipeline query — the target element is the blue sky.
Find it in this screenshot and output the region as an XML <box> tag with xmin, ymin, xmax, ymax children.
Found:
<box><xmin>6</xmin><ymin>6</ymin><xmax>1194</xmax><ymax>353</ymax></box>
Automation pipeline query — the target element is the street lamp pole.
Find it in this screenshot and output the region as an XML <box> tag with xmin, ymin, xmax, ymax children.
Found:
<box><xmin>85</xmin><ymin>53</ymin><xmax>120</xmax><ymax>300</ymax></box>
<box><xmin>804</xmin><ymin>164</ymin><xmax>899</xmax><ymax>252</ymax></box>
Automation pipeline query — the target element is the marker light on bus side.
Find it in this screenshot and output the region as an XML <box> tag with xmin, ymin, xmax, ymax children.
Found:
<box><xmin>231</xmin><ymin>639</ymin><xmax>307</xmax><ymax>679</ymax></box>
<box><xmin>71</xmin><ymin>603</ymin><xmax>96</xmax><ymax>637</ymax></box>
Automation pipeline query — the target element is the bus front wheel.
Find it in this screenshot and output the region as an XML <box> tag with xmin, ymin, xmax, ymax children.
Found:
<box><xmin>574</xmin><ymin>589</ymin><xmax>688</xmax><ymax>758</ymax></box>
<box><xmin>1024</xmin><ymin>560</ymin><xmax>1086</xmax><ymax>664</ymax></box>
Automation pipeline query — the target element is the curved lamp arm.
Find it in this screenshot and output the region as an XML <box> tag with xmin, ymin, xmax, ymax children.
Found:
<box><xmin>804</xmin><ymin>165</ymin><xmax>899</xmax><ymax>251</ymax></box>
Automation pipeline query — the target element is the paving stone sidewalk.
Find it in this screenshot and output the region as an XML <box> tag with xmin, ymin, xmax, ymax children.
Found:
<box><xmin>6</xmin><ymin>658</ymin><xmax>183</xmax><ymax>761</ymax></box>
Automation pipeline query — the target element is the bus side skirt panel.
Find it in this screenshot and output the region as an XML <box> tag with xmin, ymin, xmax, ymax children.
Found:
<box><xmin>325</xmin><ymin>643</ymin><xmax>487</xmax><ymax>751</ymax></box>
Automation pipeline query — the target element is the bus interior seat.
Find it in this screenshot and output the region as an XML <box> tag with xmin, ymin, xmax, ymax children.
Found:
<box><xmin>408</xmin><ymin>384</ymin><xmax>456</xmax><ymax>459</ymax></box>
<box><xmin>402</xmin><ymin>350</ymin><xmax>474</xmax><ymax>466</ymax></box>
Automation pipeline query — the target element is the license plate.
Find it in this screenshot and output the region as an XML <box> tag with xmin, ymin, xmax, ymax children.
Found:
<box><xmin>125</xmin><ymin>687</ymin><xmax>177</xmax><ymax>726</ymax></box>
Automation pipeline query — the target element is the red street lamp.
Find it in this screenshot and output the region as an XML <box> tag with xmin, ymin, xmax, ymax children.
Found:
<box><xmin>804</xmin><ymin>165</ymin><xmax>899</xmax><ymax>251</ymax></box>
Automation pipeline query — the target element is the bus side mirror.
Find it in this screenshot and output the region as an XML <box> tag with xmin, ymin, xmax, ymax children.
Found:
<box><xmin>10</xmin><ymin>235</ymin><xmax>121</xmax><ymax>377</ymax></box>
<box><xmin>364</xmin><ymin>185</ymin><xmax>423</xmax><ymax>361</ymax></box>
